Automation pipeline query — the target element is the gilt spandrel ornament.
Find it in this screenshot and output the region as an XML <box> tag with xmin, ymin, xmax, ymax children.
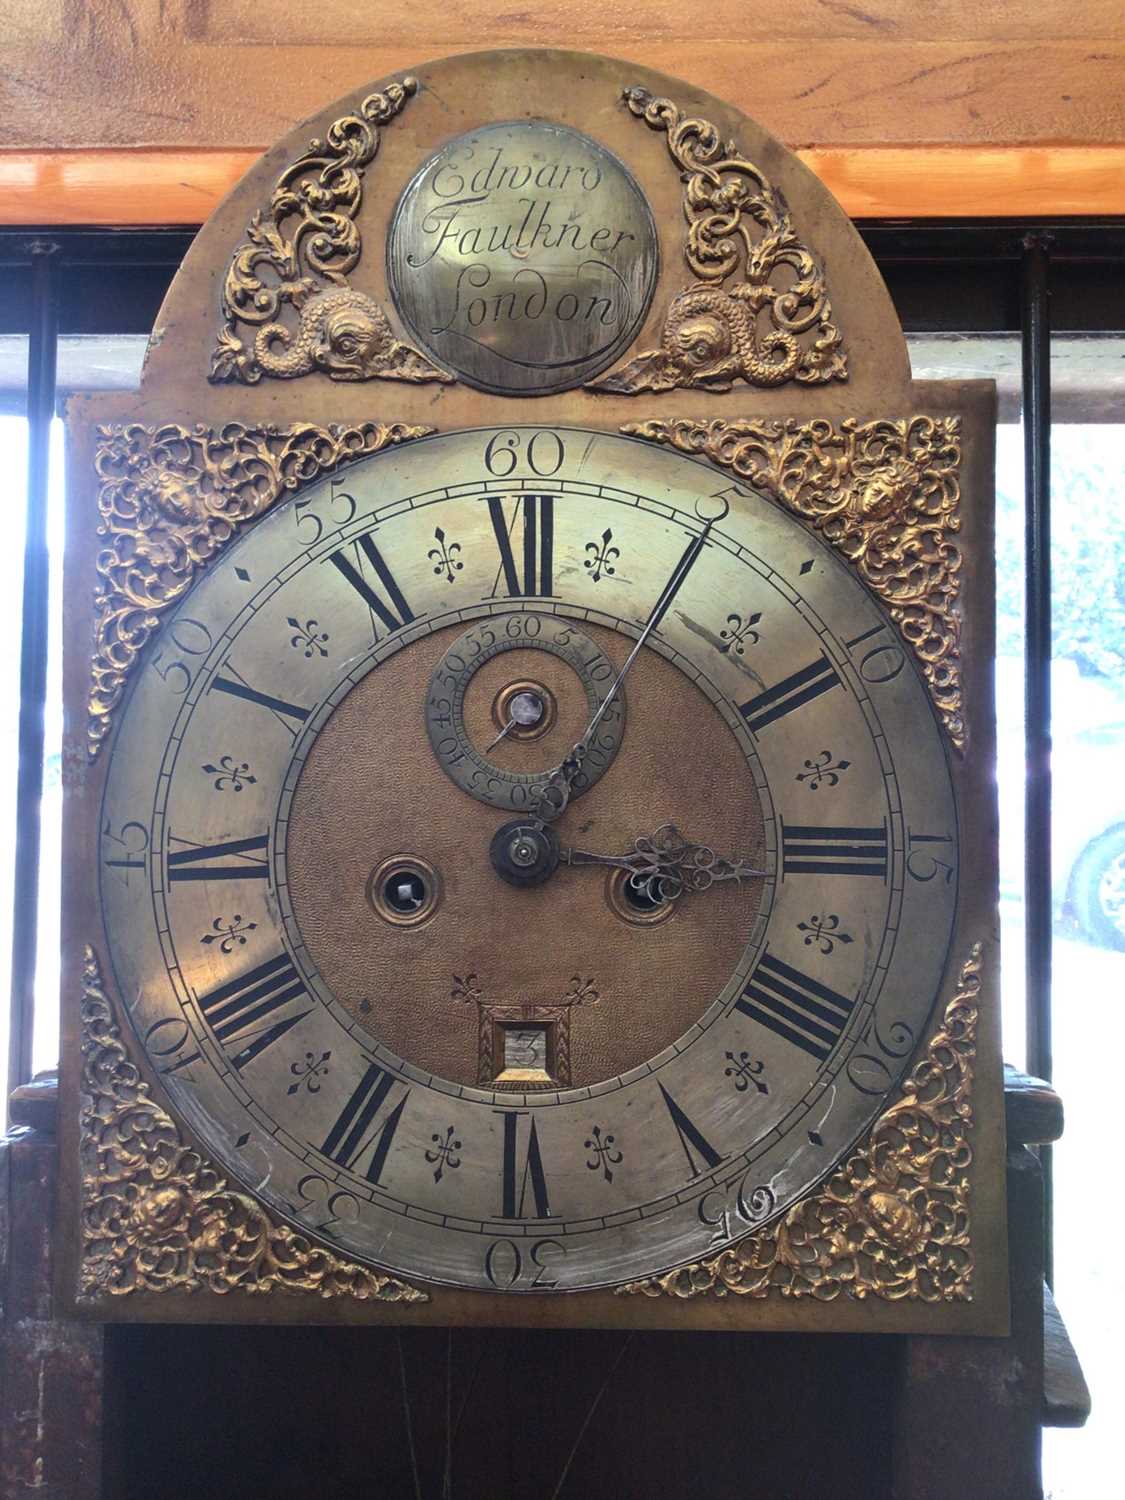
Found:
<box><xmin>619</xmin><ymin>944</ymin><xmax>980</xmax><ymax>1303</ymax></box>
<box><xmin>78</xmin><ymin>945</ymin><xmax>427</xmax><ymax>1303</ymax></box>
<box><xmin>387</xmin><ymin>121</ymin><xmax>659</xmax><ymax>394</ymax></box>
<box><xmin>210</xmin><ymin>78</ymin><xmax>451</xmax><ymax>386</ymax></box>
<box><xmin>589</xmin><ymin>87</ymin><xmax>847</xmax><ymax>394</ymax></box>
<box><xmin>87</xmin><ymin>419</ymin><xmax>432</xmax><ymax>759</ymax></box>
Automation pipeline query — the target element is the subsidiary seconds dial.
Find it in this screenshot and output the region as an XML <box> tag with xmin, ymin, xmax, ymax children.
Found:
<box><xmin>98</xmin><ymin>427</ymin><xmax>959</xmax><ymax>1293</ymax></box>
<box><xmin>425</xmin><ymin>615</ymin><xmax>627</xmax><ymax>811</ymax></box>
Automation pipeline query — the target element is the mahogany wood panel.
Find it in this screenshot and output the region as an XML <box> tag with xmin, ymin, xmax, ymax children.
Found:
<box><xmin>0</xmin><ymin>1128</ymin><xmax>104</xmax><ymax>1498</ymax></box>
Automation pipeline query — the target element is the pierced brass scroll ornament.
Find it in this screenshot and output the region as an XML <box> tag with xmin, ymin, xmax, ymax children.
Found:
<box><xmin>209</xmin><ymin>78</ymin><xmax>451</xmax><ymax>386</ymax></box>
<box><xmin>78</xmin><ymin>946</ymin><xmax>427</xmax><ymax>1303</ymax></box>
<box><xmin>588</xmin><ymin>88</ymin><xmax>847</xmax><ymax>394</ymax></box>
<box><xmin>619</xmin><ymin>943</ymin><xmax>981</xmax><ymax>1302</ymax></box>
<box><xmin>624</xmin><ymin>415</ymin><xmax>965</xmax><ymax>749</ymax></box>
<box><xmin>87</xmin><ymin>420</ymin><xmax>433</xmax><ymax>760</ymax></box>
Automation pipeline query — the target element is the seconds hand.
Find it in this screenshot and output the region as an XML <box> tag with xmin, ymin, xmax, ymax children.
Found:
<box><xmin>534</xmin><ymin>493</ymin><xmax>730</xmax><ymax>819</ymax></box>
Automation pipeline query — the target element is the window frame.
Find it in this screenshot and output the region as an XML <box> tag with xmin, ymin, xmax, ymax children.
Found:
<box><xmin>4</xmin><ymin>219</ymin><xmax>1125</xmax><ymax>1284</ymax></box>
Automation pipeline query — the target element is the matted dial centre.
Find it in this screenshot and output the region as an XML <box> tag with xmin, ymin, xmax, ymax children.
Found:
<box><xmin>286</xmin><ymin>616</ymin><xmax>766</xmax><ymax>1091</ymax></box>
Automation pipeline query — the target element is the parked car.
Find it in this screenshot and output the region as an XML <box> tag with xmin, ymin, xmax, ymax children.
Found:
<box><xmin>997</xmin><ymin>658</ymin><xmax>1125</xmax><ymax>952</ymax></box>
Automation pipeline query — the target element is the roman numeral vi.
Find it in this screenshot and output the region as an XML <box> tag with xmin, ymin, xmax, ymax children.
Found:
<box><xmin>497</xmin><ymin>1109</ymin><xmax>552</xmax><ymax>1218</ymax></box>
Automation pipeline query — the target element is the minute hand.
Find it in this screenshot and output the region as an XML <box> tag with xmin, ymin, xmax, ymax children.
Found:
<box><xmin>575</xmin><ymin>517</ymin><xmax>718</xmax><ymax>754</ymax></box>
<box><xmin>529</xmin><ymin>509</ymin><xmax>724</xmax><ymax>822</ymax></box>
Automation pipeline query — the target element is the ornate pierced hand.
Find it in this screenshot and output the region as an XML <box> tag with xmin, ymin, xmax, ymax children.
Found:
<box><xmin>559</xmin><ymin>824</ymin><xmax>767</xmax><ymax>903</ymax></box>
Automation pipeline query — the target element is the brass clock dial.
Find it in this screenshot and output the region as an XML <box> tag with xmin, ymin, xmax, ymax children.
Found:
<box><xmin>98</xmin><ymin>426</ymin><xmax>958</xmax><ymax>1293</ymax></box>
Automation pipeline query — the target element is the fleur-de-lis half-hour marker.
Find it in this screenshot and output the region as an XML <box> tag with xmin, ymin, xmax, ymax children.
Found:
<box><xmin>724</xmin><ymin>1051</ymin><xmax>769</xmax><ymax>1094</ymax></box>
<box><xmin>287</xmin><ymin>1050</ymin><xmax>331</xmax><ymax>1096</ymax></box>
<box><xmin>795</xmin><ymin>749</ymin><xmax>850</xmax><ymax>791</ymax></box>
<box><xmin>202</xmin><ymin>754</ymin><xmax>256</xmax><ymax>793</ymax></box>
<box><xmin>288</xmin><ymin>617</ymin><xmax>329</xmax><ymax>658</ymax></box>
<box><xmin>585</xmin><ymin>1125</ymin><xmax>623</xmax><ymax>1183</ymax></box>
<box><xmin>425</xmin><ymin>1126</ymin><xmax>463</xmax><ymax>1183</ymax></box>
<box><xmin>427</xmin><ymin>526</ymin><xmax>464</xmax><ymax>584</ymax></box>
<box><xmin>584</xmin><ymin>528</ymin><xmax>620</xmax><ymax>583</ymax></box>
<box><xmin>719</xmin><ymin>610</ymin><xmax>762</xmax><ymax>655</ymax></box>
<box><xmin>797</xmin><ymin>913</ymin><xmax>853</xmax><ymax>955</ymax></box>
<box><xmin>200</xmin><ymin>914</ymin><xmax>258</xmax><ymax>953</ymax></box>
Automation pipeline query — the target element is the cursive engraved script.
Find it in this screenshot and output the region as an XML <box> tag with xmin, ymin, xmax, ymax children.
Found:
<box><xmin>429</xmin><ymin>260</ymin><xmax>628</xmax><ymax>342</ymax></box>
<box><xmin>388</xmin><ymin>121</ymin><xmax>658</xmax><ymax>395</ymax></box>
<box><xmin>408</xmin><ymin>146</ymin><xmax>635</xmax><ymax>265</ymax></box>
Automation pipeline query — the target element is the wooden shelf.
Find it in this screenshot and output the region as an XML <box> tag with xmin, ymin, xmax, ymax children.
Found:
<box><xmin>2</xmin><ymin>145</ymin><xmax>1124</xmax><ymax>227</ymax></box>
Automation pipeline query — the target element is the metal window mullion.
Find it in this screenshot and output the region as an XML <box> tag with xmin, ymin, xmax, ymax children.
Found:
<box><xmin>6</xmin><ymin>242</ymin><xmax>58</xmax><ymax>1112</ymax></box>
<box><xmin>1020</xmin><ymin>232</ymin><xmax>1053</xmax><ymax>1286</ymax></box>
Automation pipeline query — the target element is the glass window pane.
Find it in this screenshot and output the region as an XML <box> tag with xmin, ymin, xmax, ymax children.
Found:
<box><xmin>31</xmin><ymin>417</ymin><xmax>65</xmax><ymax>1076</ymax></box>
<box><xmin>0</xmin><ymin>407</ymin><xmax>29</xmax><ymax>1093</ymax></box>
<box><xmin>0</xmin><ymin>335</ymin><xmax>146</xmax><ymax>1090</ymax></box>
<box><xmin>1042</xmin><ymin>339</ymin><xmax>1125</xmax><ymax>1497</ymax></box>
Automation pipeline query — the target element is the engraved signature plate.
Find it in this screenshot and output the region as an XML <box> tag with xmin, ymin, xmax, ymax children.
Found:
<box><xmin>386</xmin><ymin>121</ymin><xmax>658</xmax><ymax>394</ymax></box>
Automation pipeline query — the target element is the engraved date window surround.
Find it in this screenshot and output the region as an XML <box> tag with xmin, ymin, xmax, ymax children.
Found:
<box><xmin>387</xmin><ymin>120</ymin><xmax>659</xmax><ymax>395</ymax></box>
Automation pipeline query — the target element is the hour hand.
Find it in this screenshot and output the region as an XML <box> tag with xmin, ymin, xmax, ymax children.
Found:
<box><xmin>558</xmin><ymin>823</ymin><xmax>768</xmax><ymax>901</ymax></box>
